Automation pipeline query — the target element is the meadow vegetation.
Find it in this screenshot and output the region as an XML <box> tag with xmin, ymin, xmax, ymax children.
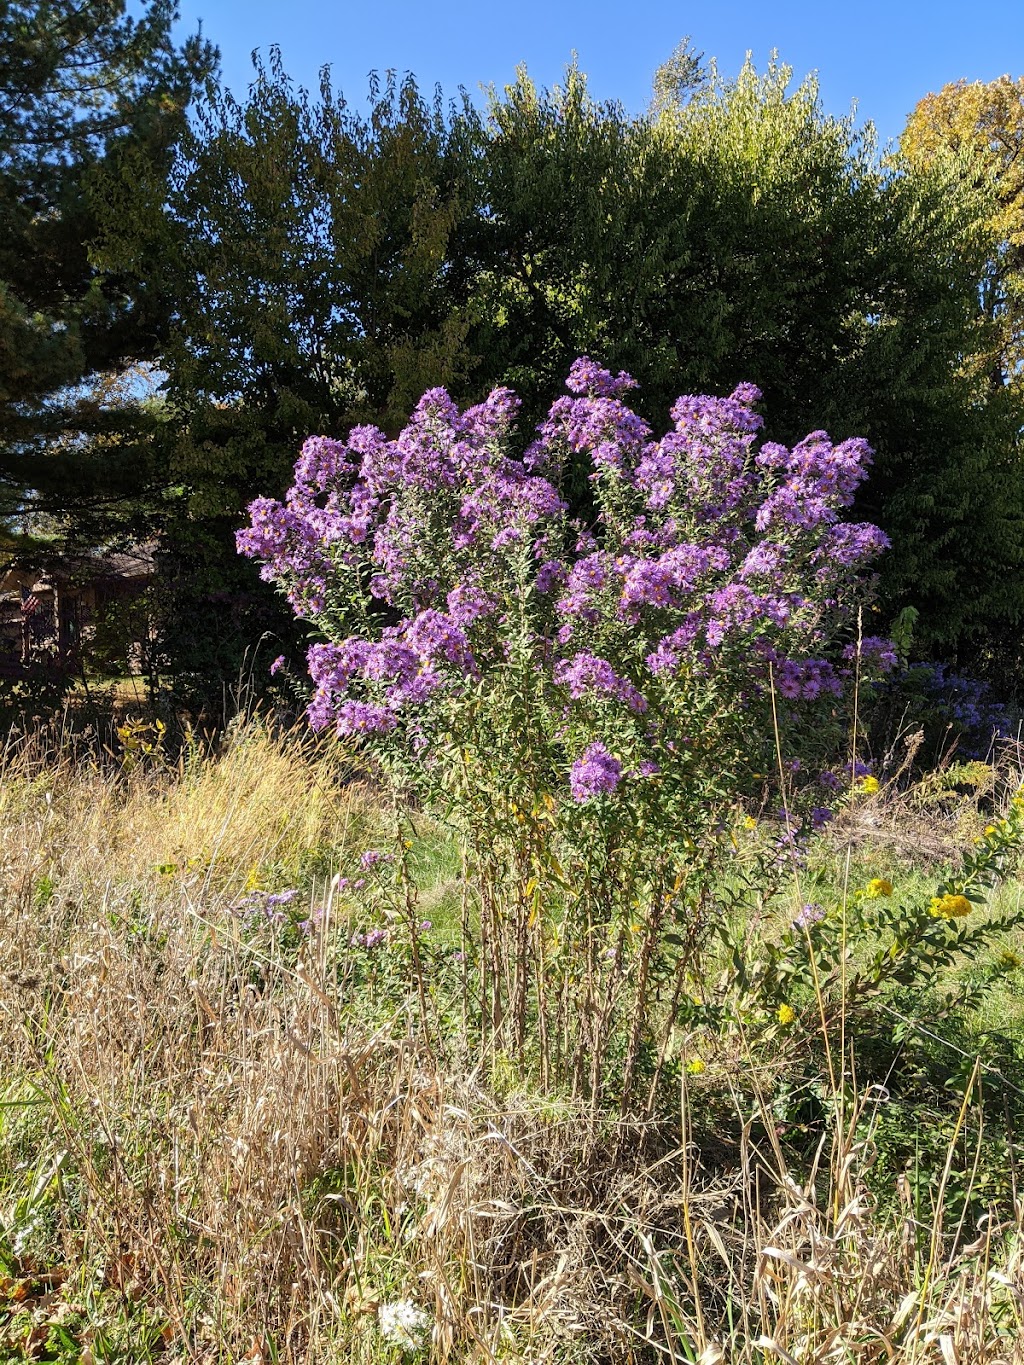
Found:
<box><xmin>1</xmin><ymin>719</ymin><xmax>1024</xmax><ymax>1363</ymax></box>
<box><xmin>4</xmin><ymin>16</ymin><xmax>1024</xmax><ymax>1355</ymax></box>
<box><xmin>3</xmin><ymin>360</ymin><xmax>1024</xmax><ymax>1363</ymax></box>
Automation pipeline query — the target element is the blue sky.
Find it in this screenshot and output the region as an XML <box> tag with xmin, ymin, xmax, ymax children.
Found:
<box><xmin>174</xmin><ymin>0</ymin><xmax>1023</xmax><ymax>147</ymax></box>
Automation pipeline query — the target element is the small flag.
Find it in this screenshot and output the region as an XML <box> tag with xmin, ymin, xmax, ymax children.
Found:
<box><xmin>20</xmin><ymin>590</ymin><xmax>40</xmax><ymax>617</ymax></box>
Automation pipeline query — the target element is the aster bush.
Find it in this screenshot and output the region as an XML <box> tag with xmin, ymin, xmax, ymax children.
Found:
<box><xmin>238</xmin><ymin>357</ymin><xmax>892</xmax><ymax>1100</ymax></box>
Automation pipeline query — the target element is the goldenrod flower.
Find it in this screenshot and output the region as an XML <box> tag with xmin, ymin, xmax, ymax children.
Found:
<box><xmin>777</xmin><ymin>1003</ymin><xmax>796</xmax><ymax>1026</ymax></box>
<box><xmin>858</xmin><ymin>775</ymin><xmax>880</xmax><ymax>795</ymax></box>
<box><xmin>743</xmin><ymin>815</ymin><xmax>758</xmax><ymax>830</ymax></box>
<box><xmin>865</xmin><ymin>878</ymin><xmax>893</xmax><ymax>898</ymax></box>
<box><xmin>686</xmin><ymin>1058</ymin><xmax>706</xmax><ymax>1076</ymax></box>
<box><xmin>928</xmin><ymin>893</ymin><xmax>972</xmax><ymax>919</ymax></box>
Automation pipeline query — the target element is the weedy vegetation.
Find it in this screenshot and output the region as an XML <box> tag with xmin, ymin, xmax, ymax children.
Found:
<box><xmin>2</xmin><ymin>362</ymin><xmax>1024</xmax><ymax>1362</ymax></box>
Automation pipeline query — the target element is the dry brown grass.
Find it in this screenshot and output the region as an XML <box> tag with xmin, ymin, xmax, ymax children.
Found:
<box><xmin>1</xmin><ymin>724</ymin><xmax>1022</xmax><ymax>1363</ymax></box>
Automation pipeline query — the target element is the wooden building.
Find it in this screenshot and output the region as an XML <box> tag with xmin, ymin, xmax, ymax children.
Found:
<box><xmin>0</xmin><ymin>549</ymin><xmax>154</xmax><ymax>669</ymax></box>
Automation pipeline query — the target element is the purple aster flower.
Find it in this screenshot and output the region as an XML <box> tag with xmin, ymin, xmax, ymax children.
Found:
<box><xmin>554</xmin><ymin>652</ymin><xmax>647</xmax><ymax>713</ymax></box>
<box><xmin>564</xmin><ymin>356</ymin><xmax>639</xmax><ymax>397</ymax></box>
<box><xmin>843</xmin><ymin>636</ymin><xmax>899</xmax><ymax>673</ymax></box>
<box><xmin>793</xmin><ymin>902</ymin><xmax>826</xmax><ymax>930</ymax></box>
<box><xmin>359</xmin><ymin>850</ymin><xmax>394</xmax><ymax>869</ymax></box>
<box><xmin>535</xmin><ymin>559</ymin><xmax>565</xmax><ymax>593</ymax></box>
<box><xmin>351</xmin><ymin>928</ymin><xmax>388</xmax><ymax>949</ymax></box>
<box><xmin>335</xmin><ymin>701</ymin><xmax>398</xmax><ymax>736</ymax></box>
<box><xmin>446</xmin><ymin>583</ymin><xmax>497</xmax><ymax>625</ymax></box>
<box><xmin>569</xmin><ymin>742</ymin><xmax>623</xmax><ymax>802</ymax></box>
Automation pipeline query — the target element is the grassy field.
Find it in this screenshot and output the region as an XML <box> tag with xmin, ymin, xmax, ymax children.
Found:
<box><xmin>1</xmin><ymin>719</ymin><xmax>1023</xmax><ymax>1363</ymax></box>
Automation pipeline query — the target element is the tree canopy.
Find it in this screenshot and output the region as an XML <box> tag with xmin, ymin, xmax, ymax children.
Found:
<box><xmin>902</xmin><ymin>75</ymin><xmax>1024</xmax><ymax>392</ymax></box>
<box><xmin>0</xmin><ymin>0</ymin><xmax>215</xmax><ymax>562</ymax></box>
<box><xmin>10</xmin><ymin>33</ymin><xmax>1024</xmax><ymax>697</ymax></box>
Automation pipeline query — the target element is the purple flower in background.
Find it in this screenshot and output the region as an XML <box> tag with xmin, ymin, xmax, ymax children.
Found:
<box><xmin>843</xmin><ymin>760</ymin><xmax>872</xmax><ymax>780</ymax></box>
<box><xmin>570</xmin><ymin>742</ymin><xmax>623</xmax><ymax>802</ymax></box>
<box><xmin>269</xmin><ymin>655</ymin><xmax>286</xmax><ymax>676</ymax></box>
<box><xmin>793</xmin><ymin>902</ymin><xmax>826</xmax><ymax>930</ymax></box>
<box><xmin>297</xmin><ymin>906</ymin><xmax>325</xmax><ymax>935</ymax></box>
<box><xmin>234</xmin><ymin>887</ymin><xmax>300</xmax><ymax>927</ymax></box>
<box><xmin>843</xmin><ymin>636</ymin><xmax>899</xmax><ymax>673</ymax></box>
<box><xmin>359</xmin><ymin>850</ymin><xmax>394</xmax><ymax>869</ymax></box>
<box><xmin>633</xmin><ymin>760</ymin><xmax>660</xmax><ymax>778</ymax></box>
<box><xmin>894</xmin><ymin>661</ymin><xmax>1011</xmax><ymax>756</ymax></box>
<box><xmin>351</xmin><ymin>928</ymin><xmax>388</xmax><ymax>950</ymax></box>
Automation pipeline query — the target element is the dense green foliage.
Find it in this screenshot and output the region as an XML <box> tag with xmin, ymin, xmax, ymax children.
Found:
<box><xmin>470</xmin><ymin>59</ymin><xmax>1024</xmax><ymax>653</ymax></box>
<box><xmin>95</xmin><ymin>53</ymin><xmax>480</xmax><ymax>694</ymax></box>
<box><xmin>6</xmin><ymin>18</ymin><xmax>1024</xmax><ymax>699</ymax></box>
<box><xmin>902</xmin><ymin>75</ymin><xmax>1024</xmax><ymax>395</ymax></box>
<box><xmin>0</xmin><ymin>0</ymin><xmax>215</xmax><ymax>562</ymax></box>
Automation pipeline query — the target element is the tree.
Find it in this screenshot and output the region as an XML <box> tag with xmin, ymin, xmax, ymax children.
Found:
<box><xmin>98</xmin><ymin>54</ymin><xmax>480</xmax><ymax>697</ymax></box>
<box><xmin>902</xmin><ymin>75</ymin><xmax>1024</xmax><ymax>392</ymax></box>
<box><xmin>0</xmin><ymin>0</ymin><xmax>216</xmax><ymax>562</ymax></box>
<box><xmin>469</xmin><ymin>56</ymin><xmax>1024</xmax><ymax>655</ymax></box>
<box><xmin>98</xmin><ymin>48</ymin><xmax>1024</xmax><ymax>701</ymax></box>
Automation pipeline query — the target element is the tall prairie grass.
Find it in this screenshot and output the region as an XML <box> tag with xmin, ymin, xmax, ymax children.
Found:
<box><xmin>0</xmin><ymin>722</ymin><xmax>1022</xmax><ymax>1363</ymax></box>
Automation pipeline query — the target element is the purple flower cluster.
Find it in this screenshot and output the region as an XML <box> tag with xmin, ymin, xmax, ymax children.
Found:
<box><xmin>554</xmin><ymin>653</ymin><xmax>647</xmax><ymax>713</ymax></box>
<box><xmin>351</xmin><ymin>928</ymin><xmax>388</xmax><ymax>950</ymax></box>
<box><xmin>359</xmin><ymin>849</ymin><xmax>395</xmax><ymax>869</ymax></box>
<box><xmin>843</xmin><ymin>636</ymin><xmax>899</xmax><ymax>673</ymax></box>
<box><xmin>773</xmin><ymin>657</ymin><xmax>842</xmax><ymax>702</ymax></box>
<box><xmin>894</xmin><ymin>662</ymin><xmax>1011</xmax><ymax>758</ymax></box>
<box><xmin>239</xmin><ymin>357</ymin><xmax>892</xmax><ymax>802</ymax></box>
<box><xmin>793</xmin><ymin>902</ymin><xmax>827</xmax><ymax>930</ymax></box>
<box><xmin>234</xmin><ymin>888</ymin><xmax>300</xmax><ymax>926</ymax></box>
<box><xmin>570</xmin><ymin>742</ymin><xmax>623</xmax><ymax>801</ymax></box>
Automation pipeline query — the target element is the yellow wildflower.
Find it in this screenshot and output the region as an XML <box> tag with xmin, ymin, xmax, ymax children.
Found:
<box><xmin>928</xmin><ymin>893</ymin><xmax>972</xmax><ymax>919</ymax></box>
<box><xmin>686</xmin><ymin>1058</ymin><xmax>706</xmax><ymax>1076</ymax></box>
<box><xmin>998</xmin><ymin>949</ymin><xmax>1022</xmax><ymax>971</ymax></box>
<box><xmin>865</xmin><ymin>878</ymin><xmax>893</xmax><ymax>898</ymax></box>
<box><xmin>777</xmin><ymin>1003</ymin><xmax>796</xmax><ymax>1026</ymax></box>
<box><xmin>985</xmin><ymin>824</ymin><xmax>997</xmax><ymax>836</ymax></box>
<box><xmin>743</xmin><ymin>815</ymin><xmax>758</xmax><ymax>830</ymax></box>
<box><xmin>858</xmin><ymin>775</ymin><xmax>880</xmax><ymax>795</ymax></box>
